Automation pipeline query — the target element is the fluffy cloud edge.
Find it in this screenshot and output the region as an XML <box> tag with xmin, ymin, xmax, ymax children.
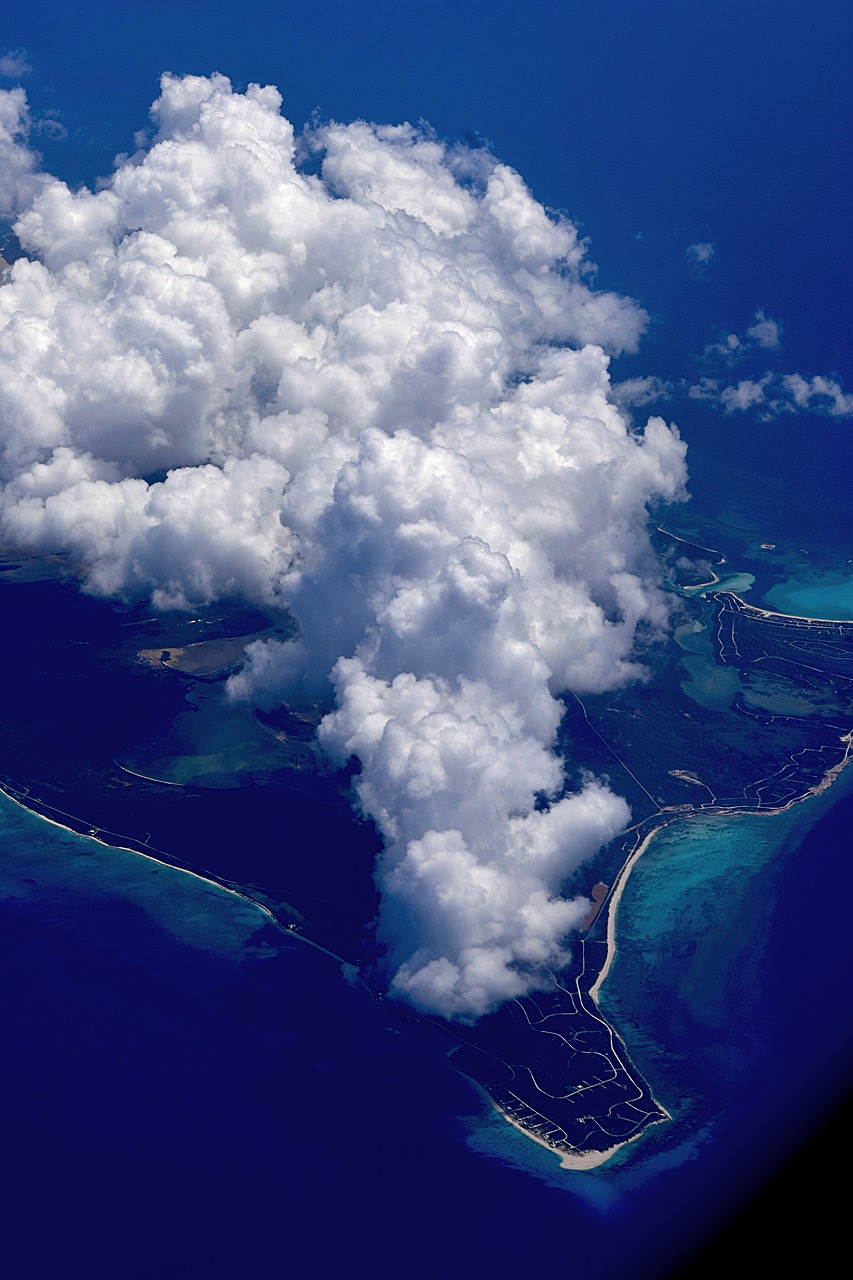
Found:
<box><xmin>0</xmin><ymin>74</ymin><xmax>689</xmax><ymax>1019</ymax></box>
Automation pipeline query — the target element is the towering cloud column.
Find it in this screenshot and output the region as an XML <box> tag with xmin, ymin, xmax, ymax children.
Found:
<box><xmin>0</xmin><ymin>74</ymin><xmax>687</xmax><ymax>1019</ymax></box>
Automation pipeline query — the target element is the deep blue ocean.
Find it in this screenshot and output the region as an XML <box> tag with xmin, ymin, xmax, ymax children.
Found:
<box><xmin>2</xmin><ymin>736</ymin><xmax>851</xmax><ymax>1279</ymax></box>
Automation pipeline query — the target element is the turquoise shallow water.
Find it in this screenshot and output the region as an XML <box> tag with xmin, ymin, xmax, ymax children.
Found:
<box><xmin>0</xmin><ymin>790</ymin><xmax>276</xmax><ymax>960</ymax></box>
<box><xmin>598</xmin><ymin>807</ymin><xmax>801</xmax><ymax>1115</ymax></box>
<box><xmin>763</xmin><ymin>575</ymin><xmax>853</xmax><ymax>620</ymax></box>
<box><xmin>597</xmin><ymin>760</ymin><xmax>853</xmax><ymax>1184</ymax></box>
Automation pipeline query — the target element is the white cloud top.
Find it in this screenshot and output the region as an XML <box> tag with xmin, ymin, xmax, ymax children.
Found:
<box><xmin>0</xmin><ymin>74</ymin><xmax>688</xmax><ymax>1019</ymax></box>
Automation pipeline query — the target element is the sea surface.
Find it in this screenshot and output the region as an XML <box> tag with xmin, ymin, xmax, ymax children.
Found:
<box><xmin>598</xmin><ymin>766</ymin><xmax>853</xmax><ymax>1181</ymax></box>
<box><xmin>3</xmin><ymin>725</ymin><xmax>853</xmax><ymax>1278</ymax></box>
<box><xmin>763</xmin><ymin>575</ymin><xmax>853</xmax><ymax>621</ymax></box>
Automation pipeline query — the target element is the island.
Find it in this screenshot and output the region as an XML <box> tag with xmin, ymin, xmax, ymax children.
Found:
<box><xmin>0</xmin><ymin>530</ymin><xmax>850</xmax><ymax>1169</ymax></box>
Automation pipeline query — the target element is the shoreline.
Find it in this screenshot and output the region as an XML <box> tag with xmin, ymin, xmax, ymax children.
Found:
<box><xmin>590</xmin><ymin>726</ymin><xmax>853</xmax><ymax>1007</ymax></box>
<box><xmin>727</xmin><ymin>591</ymin><xmax>853</xmax><ymax>626</ymax></box>
<box><xmin>589</xmin><ymin>817</ymin><xmax>678</xmax><ymax>1003</ymax></box>
<box><xmin>0</xmin><ymin>779</ymin><xmax>352</xmax><ymax>971</ymax></box>
<box><xmin>115</xmin><ymin>762</ymin><xmax>187</xmax><ymax>787</ymax></box>
<box><xmin>467</xmin><ymin>1079</ymin><xmax>630</xmax><ymax>1171</ymax></box>
<box><xmin>2</xmin><ymin>724</ymin><xmax>850</xmax><ymax>1175</ymax></box>
<box><xmin>2</xmin><ymin>726</ymin><xmax>850</xmax><ymax>1175</ymax></box>
<box><xmin>575</xmin><ymin>728</ymin><xmax>853</xmax><ymax>1166</ymax></box>
<box><xmin>656</xmin><ymin>524</ymin><xmax>727</xmax><ymax>591</ymax></box>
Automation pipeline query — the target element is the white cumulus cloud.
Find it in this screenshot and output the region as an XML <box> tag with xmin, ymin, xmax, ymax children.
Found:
<box><xmin>746</xmin><ymin>308</ymin><xmax>782</xmax><ymax>350</ymax></box>
<box><xmin>680</xmin><ymin>308</ymin><xmax>850</xmax><ymax>420</ymax></box>
<box><xmin>0</xmin><ymin>74</ymin><xmax>688</xmax><ymax>1020</ymax></box>
<box><xmin>780</xmin><ymin>373</ymin><xmax>853</xmax><ymax>417</ymax></box>
<box><xmin>719</xmin><ymin>375</ymin><xmax>771</xmax><ymax>412</ymax></box>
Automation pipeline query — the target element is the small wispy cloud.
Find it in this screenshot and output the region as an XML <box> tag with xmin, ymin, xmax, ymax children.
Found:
<box><xmin>719</xmin><ymin>376</ymin><xmax>772</xmax><ymax>412</ymax></box>
<box><xmin>32</xmin><ymin>116</ymin><xmax>68</xmax><ymax>141</ymax></box>
<box><xmin>608</xmin><ymin>375</ymin><xmax>673</xmax><ymax>409</ymax></box>
<box><xmin>703</xmin><ymin>307</ymin><xmax>783</xmax><ymax>362</ymax></box>
<box><xmin>683</xmin><ymin>307</ymin><xmax>850</xmax><ymax>418</ymax></box>
<box><xmin>686</xmin><ymin>371</ymin><xmax>852</xmax><ymax>419</ymax></box>
<box><xmin>685</xmin><ymin>241</ymin><xmax>714</xmax><ymax>275</ymax></box>
<box><xmin>686</xmin><ymin>241</ymin><xmax>714</xmax><ymax>264</ymax></box>
<box><xmin>612</xmin><ymin>306</ymin><xmax>851</xmax><ymax>422</ymax></box>
<box><xmin>746</xmin><ymin>309</ymin><xmax>781</xmax><ymax>350</ymax></box>
<box><xmin>0</xmin><ymin>50</ymin><xmax>31</xmax><ymax>80</ymax></box>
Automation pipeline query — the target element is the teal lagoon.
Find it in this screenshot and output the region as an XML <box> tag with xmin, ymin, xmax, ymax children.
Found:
<box><xmin>596</xmin><ymin>759</ymin><xmax>853</xmax><ymax>1195</ymax></box>
<box><xmin>0</xmin><ymin>788</ymin><xmax>277</xmax><ymax>960</ymax></box>
<box><xmin>597</xmin><ymin>807</ymin><xmax>802</xmax><ymax>1116</ymax></box>
<box><xmin>764</xmin><ymin>574</ymin><xmax>853</xmax><ymax>621</ymax></box>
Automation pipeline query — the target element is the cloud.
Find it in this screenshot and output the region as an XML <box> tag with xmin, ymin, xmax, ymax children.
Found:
<box><xmin>609</xmin><ymin>376</ymin><xmax>674</xmax><ymax>409</ymax></box>
<box><xmin>688</xmin><ymin>371</ymin><xmax>852</xmax><ymax>419</ymax></box>
<box><xmin>780</xmin><ymin>373</ymin><xmax>853</xmax><ymax>417</ymax></box>
<box><xmin>685</xmin><ymin>241</ymin><xmax>714</xmax><ymax>275</ymax></box>
<box><xmin>0</xmin><ymin>50</ymin><xmax>31</xmax><ymax>80</ymax></box>
<box><xmin>32</xmin><ymin>116</ymin><xmax>69</xmax><ymax>142</ymax></box>
<box><xmin>604</xmin><ymin>297</ymin><xmax>846</xmax><ymax>424</ymax></box>
<box><xmin>719</xmin><ymin>376</ymin><xmax>772</xmax><ymax>412</ymax></box>
<box><xmin>0</xmin><ymin>75</ymin><xmax>688</xmax><ymax>1019</ymax></box>
<box><xmin>654</xmin><ymin>308</ymin><xmax>851</xmax><ymax>421</ymax></box>
<box><xmin>610</xmin><ymin>310</ymin><xmax>790</xmax><ymax>418</ymax></box>
<box><xmin>0</xmin><ymin>85</ymin><xmax>43</xmax><ymax>217</ymax></box>
<box><xmin>746</xmin><ymin>309</ymin><xmax>781</xmax><ymax>350</ymax></box>
<box><xmin>703</xmin><ymin>307</ymin><xmax>783</xmax><ymax>363</ymax></box>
